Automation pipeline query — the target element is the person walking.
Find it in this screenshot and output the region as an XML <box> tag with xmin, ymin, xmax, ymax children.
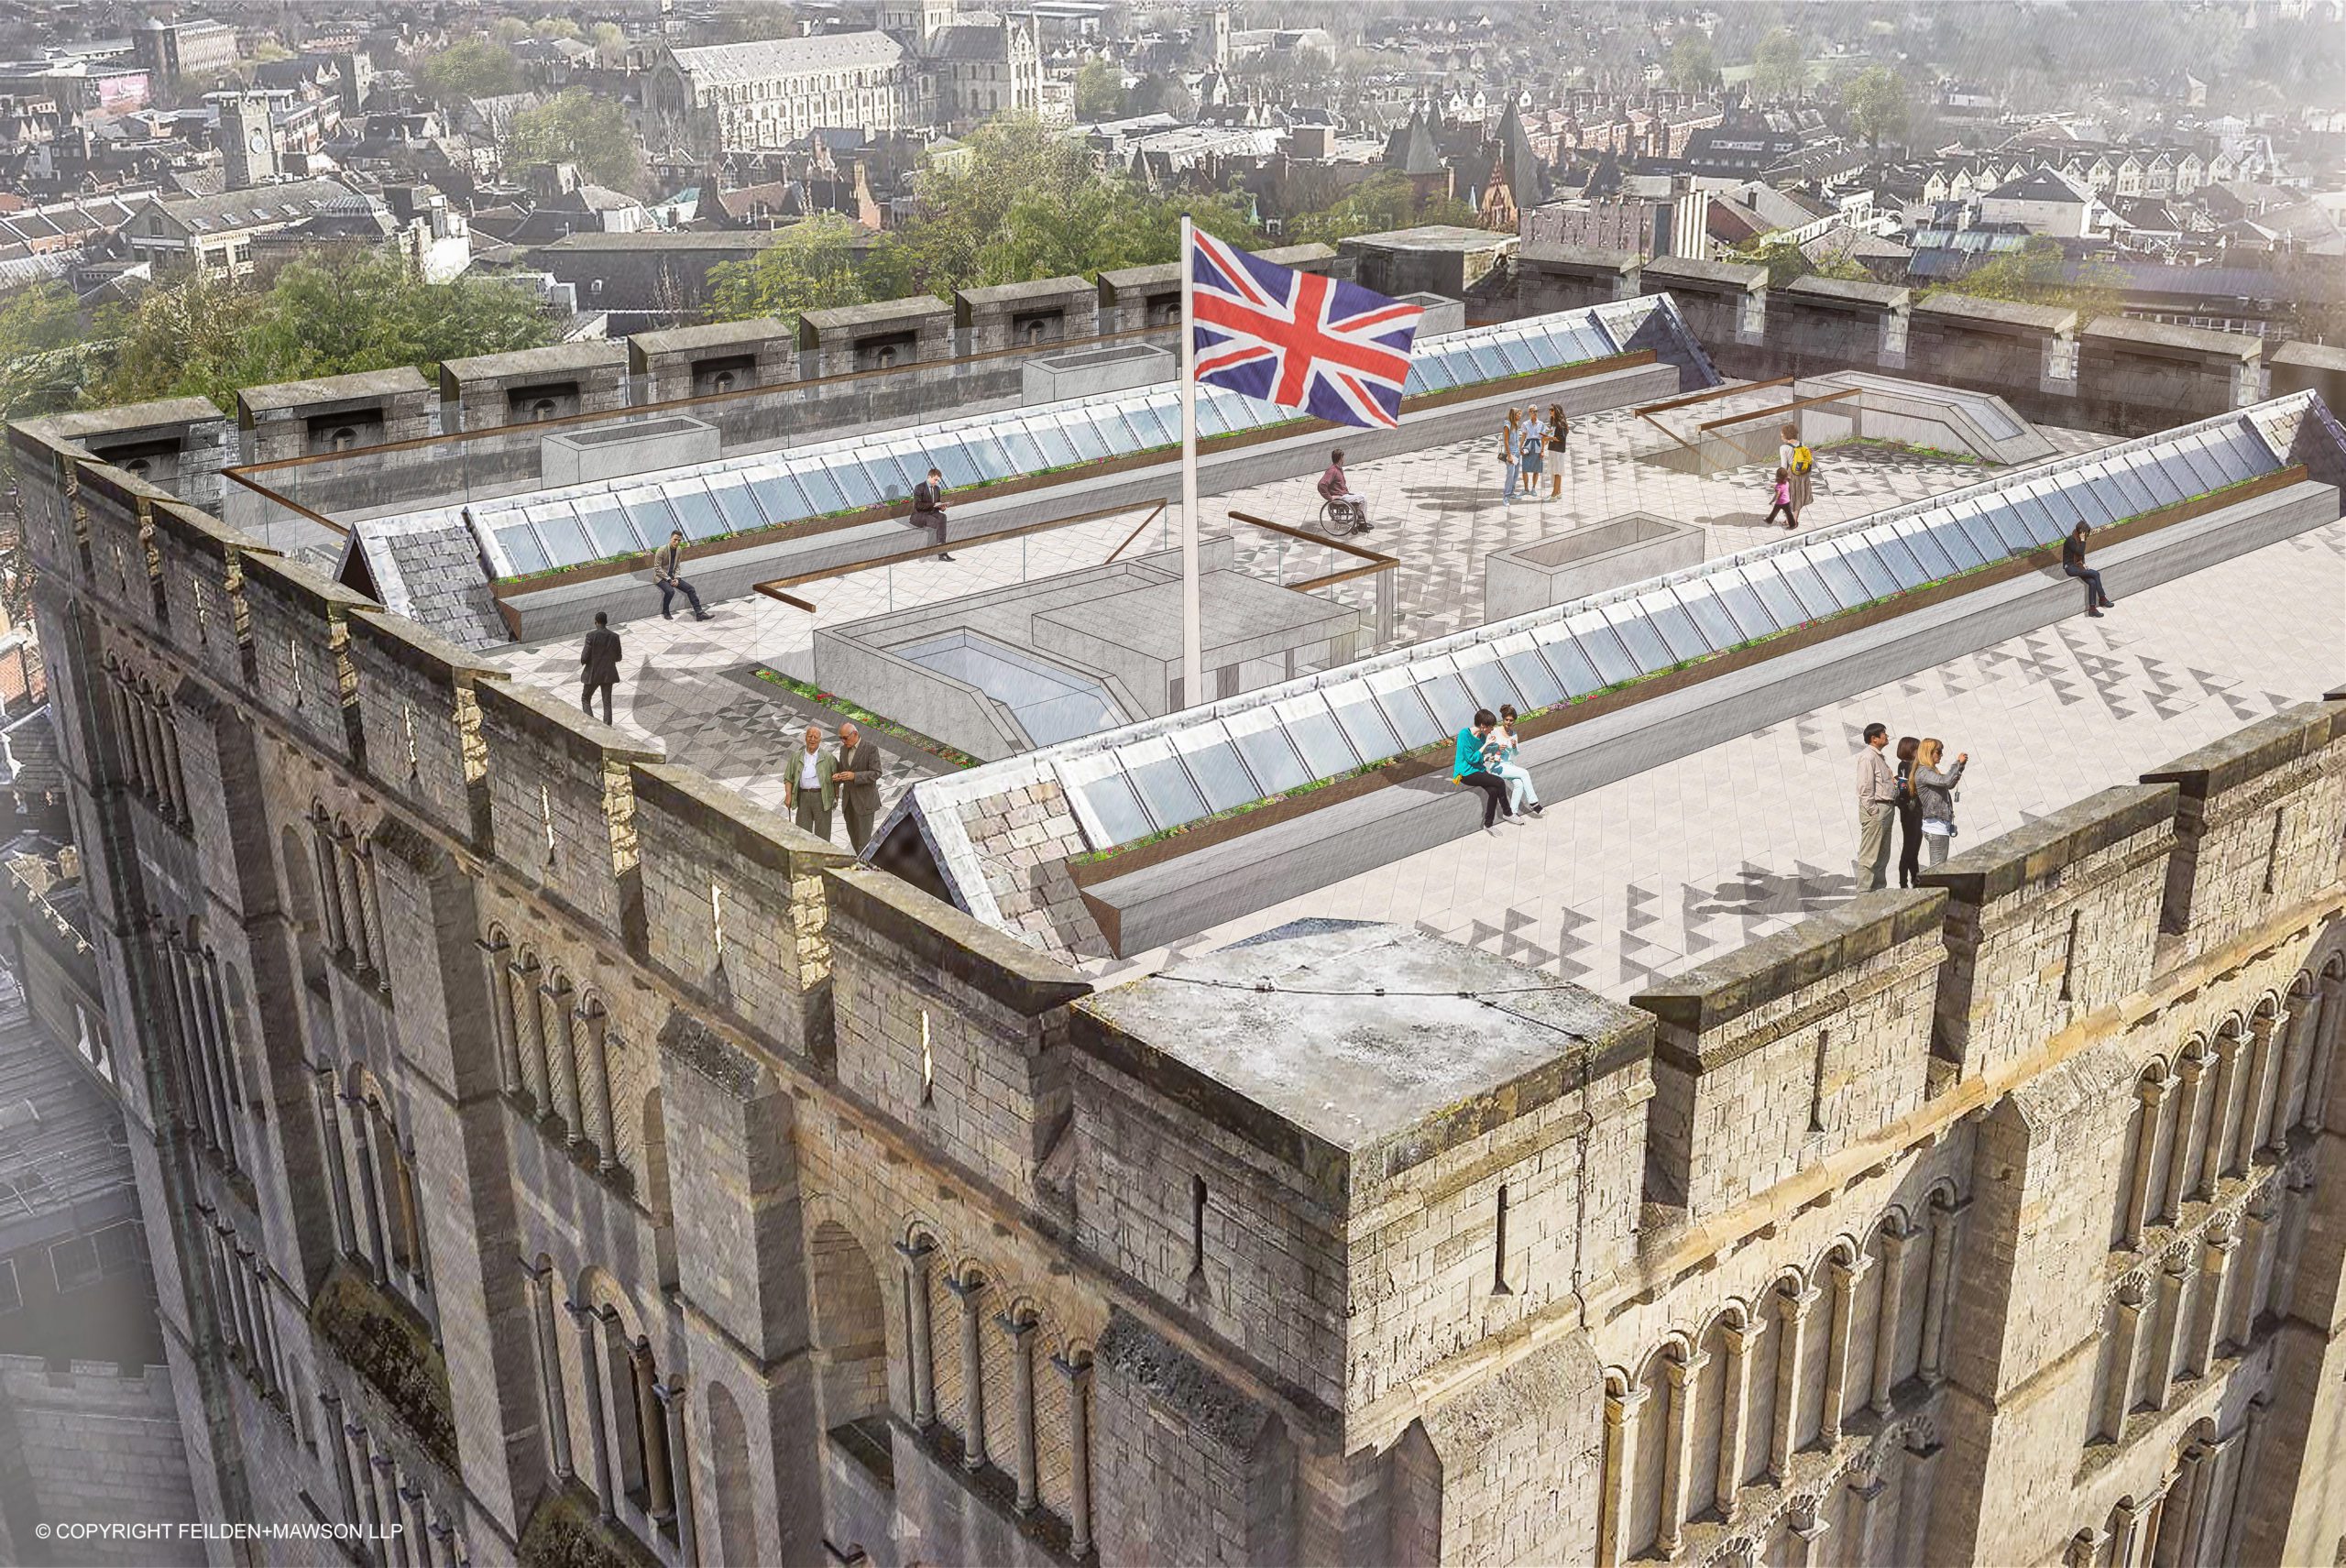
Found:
<box><xmin>911</xmin><ymin>466</ymin><xmax>954</xmax><ymax>561</ymax></box>
<box><xmin>654</xmin><ymin>528</ymin><xmax>710</xmax><ymax>620</ymax></box>
<box><xmin>1913</xmin><ymin>738</ymin><xmax>1968</xmax><ymax>868</ymax></box>
<box><xmin>1893</xmin><ymin>734</ymin><xmax>1924</xmax><ymax>889</ymax></box>
<box><xmin>1855</xmin><ymin>721</ymin><xmax>1898</xmax><ymax>891</ymax></box>
<box><xmin>1453</xmin><ymin>709</ymin><xmax>1517</xmax><ymax>832</ymax></box>
<box><xmin>1500</xmin><ymin>409</ymin><xmax>1522</xmax><ymax>504</ymax></box>
<box><xmin>834</xmin><ymin>721</ymin><xmax>884</xmax><ymax>852</ymax></box>
<box><xmin>1764</xmin><ymin>466</ymin><xmax>1799</xmax><ymax>530</ymax></box>
<box><xmin>1779</xmin><ymin>422</ymin><xmax>1814</xmax><ymax>516</ymax></box>
<box><xmin>579</xmin><ymin>611</ymin><xmax>621</xmax><ymax>724</ymax></box>
<box><xmin>783</xmin><ymin>725</ymin><xmax>837</xmax><ymax>843</ymax></box>
<box><xmin>1545</xmin><ymin>403</ymin><xmax>1568</xmax><ymax>500</ymax></box>
<box><xmin>2062</xmin><ymin>522</ymin><xmax>2116</xmax><ymax>618</ymax></box>
<box><xmin>1518</xmin><ymin>406</ymin><xmax>1547</xmax><ymax>500</ymax></box>
<box><xmin>1484</xmin><ymin>704</ymin><xmax>1541</xmax><ymax>817</ymax></box>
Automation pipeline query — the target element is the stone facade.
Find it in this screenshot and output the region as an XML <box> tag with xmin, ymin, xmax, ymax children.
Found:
<box><xmin>11</xmin><ymin>354</ymin><xmax>2346</xmax><ymax>1568</ymax></box>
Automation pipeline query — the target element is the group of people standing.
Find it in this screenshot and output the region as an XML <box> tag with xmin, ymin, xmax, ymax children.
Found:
<box><xmin>783</xmin><ymin>722</ymin><xmax>888</xmax><ymax>852</ymax></box>
<box><xmin>1501</xmin><ymin>405</ymin><xmax>1570</xmax><ymax>504</ymax></box>
<box><xmin>1855</xmin><ymin>721</ymin><xmax>1971</xmax><ymax>891</ymax></box>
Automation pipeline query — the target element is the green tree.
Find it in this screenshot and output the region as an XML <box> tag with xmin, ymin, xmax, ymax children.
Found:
<box><xmin>1665</xmin><ymin>29</ymin><xmax>1718</xmax><ymax>94</ymax></box>
<box><xmin>1934</xmin><ymin>236</ymin><xmax>2123</xmax><ymax>323</ymax></box>
<box><xmin>1727</xmin><ymin>237</ymin><xmax>1869</xmax><ymax>289</ymax></box>
<box><xmin>532</xmin><ymin>16</ymin><xmax>582</xmax><ymax>40</ymax></box>
<box><xmin>1749</xmin><ymin>28</ymin><xmax>1807</xmax><ymax>101</ymax></box>
<box><xmin>1127</xmin><ymin>72</ymin><xmax>1195</xmax><ymax>119</ymax></box>
<box><xmin>91</xmin><ymin>254</ymin><xmax>556</xmax><ymax>414</ymax></box>
<box><xmin>889</xmin><ymin>115</ymin><xmax>1256</xmax><ymax>295</ymax></box>
<box><xmin>1840</xmin><ymin>66</ymin><xmax>1908</xmax><ymax>157</ymax></box>
<box><xmin>0</xmin><ymin>283</ymin><xmax>102</xmax><ymax>424</ymax></box>
<box><xmin>1073</xmin><ymin>58</ymin><xmax>1124</xmax><ymax>120</ymax></box>
<box><xmin>489</xmin><ymin>16</ymin><xmax>532</xmax><ymax>46</ymax></box>
<box><xmin>589</xmin><ymin>21</ymin><xmax>625</xmax><ymax>63</ymax></box>
<box><xmin>507</xmin><ymin>90</ymin><xmax>643</xmax><ymax>192</ymax></box>
<box><xmin>704</xmin><ymin>214</ymin><xmax>879</xmax><ymax>330</ymax></box>
<box><xmin>1285</xmin><ymin>170</ymin><xmax>1477</xmax><ymax>248</ymax></box>
<box><xmin>418</xmin><ymin>38</ymin><xmax>520</xmax><ymax>104</ymax></box>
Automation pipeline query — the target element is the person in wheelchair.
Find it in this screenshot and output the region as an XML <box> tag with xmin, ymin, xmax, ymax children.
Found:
<box><xmin>1316</xmin><ymin>448</ymin><xmax>1369</xmax><ymax>534</ymax></box>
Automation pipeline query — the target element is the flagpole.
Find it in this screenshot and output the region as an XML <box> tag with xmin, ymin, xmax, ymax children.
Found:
<box><xmin>1178</xmin><ymin>213</ymin><xmax>1202</xmax><ymax>712</ymax></box>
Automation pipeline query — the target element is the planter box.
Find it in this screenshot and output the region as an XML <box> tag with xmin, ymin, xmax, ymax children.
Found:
<box><xmin>1483</xmin><ymin>511</ymin><xmax>1705</xmax><ymax>621</ymax></box>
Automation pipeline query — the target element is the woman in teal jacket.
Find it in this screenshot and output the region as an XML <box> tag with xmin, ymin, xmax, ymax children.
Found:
<box><xmin>1454</xmin><ymin>710</ymin><xmax>1515</xmax><ymax>832</ymax></box>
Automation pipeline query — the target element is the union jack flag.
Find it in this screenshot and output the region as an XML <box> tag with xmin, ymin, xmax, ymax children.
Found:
<box><xmin>1190</xmin><ymin>230</ymin><xmax>1424</xmax><ymax>430</ymax></box>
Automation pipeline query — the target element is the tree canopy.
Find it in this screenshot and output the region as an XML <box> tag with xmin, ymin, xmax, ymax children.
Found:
<box><xmin>418</xmin><ymin>38</ymin><xmax>520</xmax><ymax>104</ymax></box>
<box><xmin>1073</xmin><ymin>58</ymin><xmax>1124</xmax><ymax>120</ymax></box>
<box><xmin>1283</xmin><ymin>170</ymin><xmax>1477</xmax><ymax>249</ymax></box>
<box><xmin>1933</xmin><ymin>236</ymin><xmax>2122</xmax><ymax>324</ymax></box>
<box><xmin>85</xmin><ymin>253</ymin><xmax>557</xmax><ymax>415</ymax></box>
<box><xmin>1840</xmin><ymin>66</ymin><xmax>1909</xmax><ymax>156</ymax></box>
<box><xmin>702</xmin><ymin>115</ymin><xmax>1264</xmax><ymax>330</ymax></box>
<box><xmin>506</xmin><ymin>90</ymin><xmax>644</xmax><ymax>192</ymax></box>
<box><xmin>1749</xmin><ymin>28</ymin><xmax>1808</xmax><ymax>101</ymax></box>
<box><xmin>704</xmin><ymin>214</ymin><xmax>877</xmax><ymax>332</ymax></box>
<box><xmin>1665</xmin><ymin>30</ymin><xmax>1719</xmax><ymax>94</ymax></box>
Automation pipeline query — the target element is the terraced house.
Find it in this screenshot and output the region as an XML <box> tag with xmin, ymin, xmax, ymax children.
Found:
<box><xmin>12</xmin><ymin>223</ymin><xmax>2346</xmax><ymax>1568</ymax></box>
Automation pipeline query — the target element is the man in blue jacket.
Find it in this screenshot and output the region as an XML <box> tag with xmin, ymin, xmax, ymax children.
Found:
<box><xmin>1454</xmin><ymin>709</ymin><xmax>1515</xmax><ymax>833</ymax></box>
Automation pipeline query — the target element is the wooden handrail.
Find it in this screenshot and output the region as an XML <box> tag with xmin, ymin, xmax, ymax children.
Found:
<box><xmin>1102</xmin><ymin>501</ymin><xmax>1170</xmax><ymax>563</ymax></box>
<box><xmin>1223</xmin><ymin>509</ymin><xmax>1397</xmax><ymax>566</ymax></box>
<box><xmin>749</xmin><ymin>499</ymin><xmax>1169</xmax><ymax>600</ymax></box>
<box><xmin>1694</xmin><ymin>386</ymin><xmax>1858</xmax><ymax>433</ymax></box>
<box><xmin>1634</xmin><ymin>376</ymin><xmax>1794</xmax><ymax>417</ymax></box>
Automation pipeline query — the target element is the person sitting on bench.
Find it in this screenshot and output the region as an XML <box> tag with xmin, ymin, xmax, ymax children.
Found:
<box><xmin>910</xmin><ymin>467</ymin><xmax>954</xmax><ymax>561</ymax></box>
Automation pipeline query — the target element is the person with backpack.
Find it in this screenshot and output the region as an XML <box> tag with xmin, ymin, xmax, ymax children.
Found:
<box><xmin>1780</xmin><ymin>422</ymin><xmax>1814</xmax><ymax>517</ymax></box>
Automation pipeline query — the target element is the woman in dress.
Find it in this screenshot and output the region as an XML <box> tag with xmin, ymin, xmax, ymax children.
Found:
<box><xmin>1545</xmin><ymin>402</ymin><xmax>1568</xmax><ymax>499</ymax></box>
<box><xmin>1913</xmin><ymin>737</ymin><xmax>1968</xmax><ymax>868</ymax></box>
<box><xmin>1779</xmin><ymin>422</ymin><xmax>1814</xmax><ymax>517</ymax></box>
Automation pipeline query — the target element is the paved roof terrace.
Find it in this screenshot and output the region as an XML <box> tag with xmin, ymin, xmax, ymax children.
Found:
<box><xmin>482</xmin><ymin>381</ymin><xmax>2066</xmax><ymax>850</ymax></box>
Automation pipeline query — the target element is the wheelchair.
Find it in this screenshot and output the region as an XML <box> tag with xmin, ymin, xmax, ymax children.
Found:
<box><xmin>1316</xmin><ymin>496</ymin><xmax>1370</xmax><ymax>537</ymax></box>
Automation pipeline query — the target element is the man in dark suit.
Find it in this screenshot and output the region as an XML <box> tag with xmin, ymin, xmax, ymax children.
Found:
<box><xmin>579</xmin><ymin>611</ymin><xmax>622</xmax><ymax>723</ymax></box>
<box><xmin>909</xmin><ymin>466</ymin><xmax>953</xmax><ymax>561</ymax></box>
<box><xmin>834</xmin><ymin>721</ymin><xmax>884</xmax><ymax>852</ymax></box>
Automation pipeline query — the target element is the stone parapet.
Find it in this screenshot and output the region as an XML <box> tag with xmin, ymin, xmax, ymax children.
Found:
<box><xmin>954</xmin><ymin>276</ymin><xmax>1099</xmax><ymax>355</ymax></box>
<box><xmin>436</xmin><ymin>341</ymin><xmax>629</xmax><ymax>433</ymax></box>
<box><xmin>1908</xmin><ymin>294</ymin><xmax>2078</xmax><ymax>400</ymax></box>
<box><xmin>626</xmin><ymin>317</ymin><xmax>796</xmax><ymax>403</ymax></box>
<box><xmin>798</xmin><ymin>295</ymin><xmax>955</xmax><ymax>379</ymax></box>
<box><xmin>236</xmin><ymin>367</ymin><xmax>433</xmax><ymax>465</ymax></box>
<box><xmin>1636</xmin><ymin>256</ymin><xmax>1767</xmax><ymax>359</ymax></box>
<box><xmin>2142</xmin><ymin>699</ymin><xmax>2346</xmax><ymax>962</ymax></box>
<box><xmin>1920</xmin><ymin>784</ymin><xmax>2178</xmax><ymax>1083</ymax></box>
<box><xmin>1634</xmin><ymin>889</ymin><xmax>1945</xmax><ymax>1220</ymax></box>
<box><xmin>1769</xmin><ymin>276</ymin><xmax>1912</xmax><ymax>373</ymax></box>
<box><xmin>1515</xmin><ymin>243</ymin><xmax>1642</xmax><ymax>317</ymax></box>
<box><xmin>2076</xmin><ymin>317</ymin><xmax>2262</xmax><ymax>433</ymax></box>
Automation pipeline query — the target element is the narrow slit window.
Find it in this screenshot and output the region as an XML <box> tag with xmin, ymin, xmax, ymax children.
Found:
<box><xmin>2057</xmin><ymin>907</ymin><xmax>2083</xmax><ymax>1002</ymax></box>
<box><xmin>1809</xmin><ymin>1030</ymin><xmax>1829</xmax><ymax>1135</ymax></box>
<box><xmin>539</xmin><ymin>784</ymin><xmax>556</xmax><ymax>863</ymax></box>
<box><xmin>709</xmin><ymin>880</ymin><xmax>726</xmax><ymax>960</ymax></box>
<box><xmin>1492</xmin><ymin>1183</ymin><xmax>1512</xmax><ymax>1295</ymax></box>
<box><xmin>919</xmin><ymin>1008</ymin><xmax>934</xmax><ymax>1105</ymax></box>
<box><xmin>401</xmin><ymin>705</ymin><xmax>419</xmax><ymax>771</ymax></box>
<box><xmin>1189</xmin><ymin>1175</ymin><xmax>1207</xmax><ymax>1279</ymax></box>
<box><xmin>2262</xmin><ymin>806</ymin><xmax>2286</xmax><ymax>894</ymax></box>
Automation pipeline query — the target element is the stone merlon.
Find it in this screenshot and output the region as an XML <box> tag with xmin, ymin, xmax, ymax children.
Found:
<box><xmin>1918</xmin><ymin>783</ymin><xmax>2179</xmax><ymax>905</ymax></box>
<box><xmin>824</xmin><ymin>862</ymin><xmax>1091</xmax><ymax>1017</ymax></box>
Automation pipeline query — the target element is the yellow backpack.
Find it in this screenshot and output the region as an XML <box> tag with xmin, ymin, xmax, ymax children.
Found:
<box><xmin>1792</xmin><ymin>444</ymin><xmax>1814</xmax><ymax>475</ymax></box>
